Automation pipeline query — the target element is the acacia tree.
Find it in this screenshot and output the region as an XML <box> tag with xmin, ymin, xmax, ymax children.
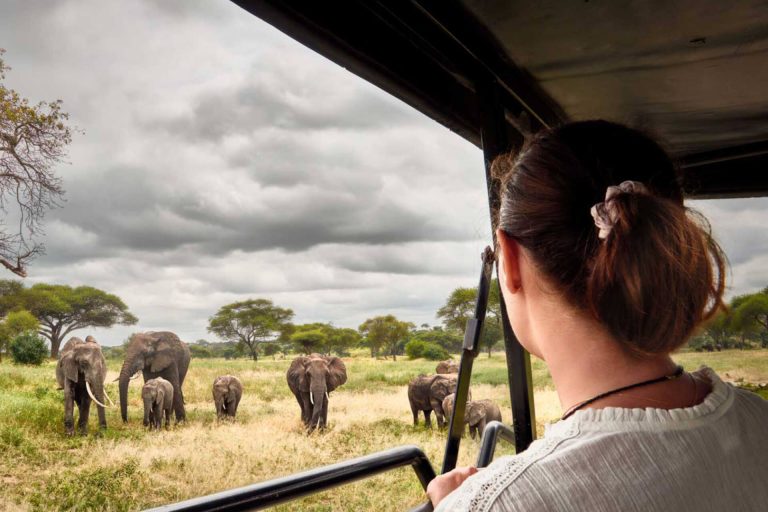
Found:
<box><xmin>1</xmin><ymin>281</ymin><xmax>138</xmax><ymax>358</ymax></box>
<box><xmin>359</xmin><ymin>315</ymin><xmax>413</xmax><ymax>361</ymax></box>
<box><xmin>208</xmin><ymin>299</ymin><xmax>294</xmax><ymax>361</ymax></box>
<box><xmin>733</xmin><ymin>293</ymin><xmax>768</xmax><ymax>348</ymax></box>
<box><xmin>290</xmin><ymin>323</ymin><xmax>361</xmax><ymax>356</ymax></box>
<box><xmin>326</xmin><ymin>327</ymin><xmax>360</xmax><ymax>356</ymax></box>
<box><xmin>290</xmin><ymin>323</ymin><xmax>328</xmax><ymax>354</ymax></box>
<box><xmin>437</xmin><ymin>278</ymin><xmax>502</xmax><ymax>356</ymax></box>
<box><xmin>0</xmin><ymin>49</ymin><xmax>72</xmax><ymax>277</ymax></box>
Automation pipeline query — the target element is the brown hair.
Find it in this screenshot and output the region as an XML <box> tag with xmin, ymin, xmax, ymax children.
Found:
<box><xmin>493</xmin><ymin>120</ymin><xmax>726</xmax><ymax>356</ymax></box>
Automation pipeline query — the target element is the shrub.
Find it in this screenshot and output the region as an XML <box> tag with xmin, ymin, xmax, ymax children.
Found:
<box><xmin>405</xmin><ymin>339</ymin><xmax>449</xmax><ymax>360</ymax></box>
<box><xmin>405</xmin><ymin>339</ymin><xmax>427</xmax><ymax>359</ymax></box>
<box><xmin>9</xmin><ymin>332</ymin><xmax>48</xmax><ymax>365</ymax></box>
<box><xmin>422</xmin><ymin>343</ymin><xmax>450</xmax><ymax>361</ymax></box>
<box><xmin>189</xmin><ymin>344</ymin><xmax>213</xmax><ymax>358</ymax></box>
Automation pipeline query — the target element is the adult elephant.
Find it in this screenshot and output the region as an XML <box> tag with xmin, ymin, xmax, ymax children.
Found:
<box><xmin>56</xmin><ymin>336</ymin><xmax>114</xmax><ymax>435</ymax></box>
<box><xmin>287</xmin><ymin>354</ymin><xmax>347</xmax><ymax>431</ymax></box>
<box><xmin>118</xmin><ymin>331</ymin><xmax>190</xmax><ymax>423</ymax></box>
<box><xmin>408</xmin><ymin>374</ymin><xmax>466</xmax><ymax>428</ymax></box>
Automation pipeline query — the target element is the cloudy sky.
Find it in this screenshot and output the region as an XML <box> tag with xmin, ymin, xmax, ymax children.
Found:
<box><xmin>1</xmin><ymin>0</ymin><xmax>766</xmax><ymax>346</ymax></box>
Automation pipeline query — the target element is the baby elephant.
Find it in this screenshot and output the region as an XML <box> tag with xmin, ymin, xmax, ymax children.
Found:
<box><xmin>142</xmin><ymin>377</ymin><xmax>174</xmax><ymax>430</ymax></box>
<box><xmin>443</xmin><ymin>393</ymin><xmax>502</xmax><ymax>439</ymax></box>
<box><xmin>212</xmin><ymin>375</ymin><xmax>243</xmax><ymax>419</ymax></box>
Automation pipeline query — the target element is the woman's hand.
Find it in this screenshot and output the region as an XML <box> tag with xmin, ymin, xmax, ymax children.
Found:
<box><xmin>426</xmin><ymin>466</ymin><xmax>479</xmax><ymax>507</ymax></box>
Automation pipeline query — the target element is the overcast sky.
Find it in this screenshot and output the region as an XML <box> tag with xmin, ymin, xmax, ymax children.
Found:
<box><xmin>1</xmin><ymin>0</ymin><xmax>766</xmax><ymax>346</ymax></box>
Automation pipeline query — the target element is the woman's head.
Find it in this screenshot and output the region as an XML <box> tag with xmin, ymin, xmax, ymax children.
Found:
<box><xmin>494</xmin><ymin>120</ymin><xmax>726</xmax><ymax>357</ymax></box>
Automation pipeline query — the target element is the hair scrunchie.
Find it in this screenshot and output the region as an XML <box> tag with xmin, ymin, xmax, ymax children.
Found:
<box><xmin>590</xmin><ymin>180</ymin><xmax>649</xmax><ymax>239</ymax></box>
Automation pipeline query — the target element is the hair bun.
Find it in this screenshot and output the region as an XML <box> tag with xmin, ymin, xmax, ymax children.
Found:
<box><xmin>590</xmin><ymin>181</ymin><xmax>649</xmax><ymax>240</ymax></box>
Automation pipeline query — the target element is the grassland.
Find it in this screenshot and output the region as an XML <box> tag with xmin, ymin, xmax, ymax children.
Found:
<box><xmin>1</xmin><ymin>350</ymin><xmax>766</xmax><ymax>511</ymax></box>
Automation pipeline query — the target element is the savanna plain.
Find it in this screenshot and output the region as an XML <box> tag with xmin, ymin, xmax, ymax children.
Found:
<box><xmin>1</xmin><ymin>350</ymin><xmax>767</xmax><ymax>512</ymax></box>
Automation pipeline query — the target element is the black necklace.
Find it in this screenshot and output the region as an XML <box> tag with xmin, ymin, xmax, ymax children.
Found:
<box><xmin>561</xmin><ymin>365</ymin><xmax>685</xmax><ymax>420</ymax></box>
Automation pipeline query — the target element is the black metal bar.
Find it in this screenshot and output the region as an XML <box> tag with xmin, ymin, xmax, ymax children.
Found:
<box><xmin>477</xmin><ymin>76</ymin><xmax>536</xmax><ymax>453</ymax></box>
<box><xmin>440</xmin><ymin>246</ymin><xmax>495</xmax><ymax>474</ymax></box>
<box><xmin>145</xmin><ymin>445</ymin><xmax>436</xmax><ymax>512</ymax></box>
<box><xmin>408</xmin><ymin>503</ymin><xmax>434</xmax><ymax>512</ymax></box>
<box><xmin>475</xmin><ymin>421</ymin><xmax>517</xmax><ymax>468</ymax></box>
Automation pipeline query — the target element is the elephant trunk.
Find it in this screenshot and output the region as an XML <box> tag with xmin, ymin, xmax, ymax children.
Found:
<box><xmin>214</xmin><ymin>397</ymin><xmax>223</xmax><ymax>417</ymax></box>
<box><xmin>119</xmin><ymin>356</ymin><xmax>143</xmax><ymax>423</ymax></box>
<box><xmin>309</xmin><ymin>384</ymin><xmax>326</xmax><ymax>429</ymax></box>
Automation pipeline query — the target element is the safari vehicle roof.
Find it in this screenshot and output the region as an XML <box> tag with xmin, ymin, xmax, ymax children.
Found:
<box><xmin>234</xmin><ymin>0</ymin><xmax>768</xmax><ymax>199</ymax></box>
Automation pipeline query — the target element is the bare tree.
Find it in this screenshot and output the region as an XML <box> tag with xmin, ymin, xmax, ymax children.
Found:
<box><xmin>0</xmin><ymin>49</ymin><xmax>71</xmax><ymax>277</ymax></box>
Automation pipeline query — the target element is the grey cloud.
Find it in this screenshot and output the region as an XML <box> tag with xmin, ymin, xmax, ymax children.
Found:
<box><xmin>46</xmin><ymin>164</ymin><xmax>468</xmax><ymax>260</ymax></box>
<box><xmin>692</xmin><ymin>198</ymin><xmax>768</xmax><ymax>267</ymax></box>
<box><xmin>157</xmin><ymin>68</ymin><xmax>422</xmax><ymax>142</ymax></box>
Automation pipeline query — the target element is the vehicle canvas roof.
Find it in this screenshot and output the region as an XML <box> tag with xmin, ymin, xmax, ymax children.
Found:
<box><xmin>234</xmin><ymin>0</ymin><xmax>768</xmax><ymax>198</ymax></box>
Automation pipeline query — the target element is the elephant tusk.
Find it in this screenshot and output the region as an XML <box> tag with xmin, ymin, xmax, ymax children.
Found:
<box><xmin>130</xmin><ymin>372</ymin><xmax>141</xmax><ymax>380</ymax></box>
<box><xmin>86</xmin><ymin>381</ymin><xmax>109</xmax><ymax>409</ymax></box>
<box><xmin>325</xmin><ymin>391</ymin><xmax>330</xmax><ymax>402</ymax></box>
<box><xmin>104</xmin><ymin>389</ymin><xmax>116</xmax><ymax>407</ymax></box>
<box><xmin>309</xmin><ymin>393</ymin><xmax>314</xmax><ymax>405</ymax></box>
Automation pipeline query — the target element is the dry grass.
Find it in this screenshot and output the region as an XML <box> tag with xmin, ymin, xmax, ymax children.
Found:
<box><xmin>0</xmin><ymin>350</ymin><xmax>766</xmax><ymax>511</ymax></box>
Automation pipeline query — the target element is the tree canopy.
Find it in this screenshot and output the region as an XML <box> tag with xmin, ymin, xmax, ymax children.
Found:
<box><xmin>437</xmin><ymin>278</ymin><xmax>503</xmax><ymax>356</ymax></box>
<box><xmin>290</xmin><ymin>323</ymin><xmax>328</xmax><ymax>354</ymax></box>
<box><xmin>290</xmin><ymin>323</ymin><xmax>361</xmax><ymax>355</ymax></box>
<box><xmin>0</xmin><ymin>280</ymin><xmax>137</xmax><ymax>357</ymax></box>
<box><xmin>359</xmin><ymin>314</ymin><xmax>413</xmax><ymax>360</ymax></box>
<box><xmin>0</xmin><ymin>49</ymin><xmax>72</xmax><ymax>277</ymax></box>
<box><xmin>207</xmin><ymin>298</ymin><xmax>294</xmax><ymax>361</ymax></box>
<box><xmin>690</xmin><ymin>287</ymin><xmax>768</xmax><ymax>350</ymax></box>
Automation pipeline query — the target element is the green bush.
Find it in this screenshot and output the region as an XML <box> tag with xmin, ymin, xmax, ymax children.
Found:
<box><xmin>189</xmin><ymin>344</ymin><xmax>213</xmax><ymax>358</ymax></box>
<box><xmin>405</xmin><ymin>339</ymin><xmax>449</xmax><ymax>360</ymax></box>
<box><xmin>9</xmin><ymin>332</ymin><xmax>48</xmax><ymax>365</ymax></box>
<box><xmin>422</xmin><ymin>343</ymin><xmax>449</xmax><ymax>361</ymax></box>
<box><xmin>405</xmin><ymin>339</ymin><xmax>427</xmax><ymax>359</ymax></box>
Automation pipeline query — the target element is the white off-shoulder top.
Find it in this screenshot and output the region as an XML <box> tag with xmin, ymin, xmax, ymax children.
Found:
<box><xmin>435</xmin><ymin>367</ymin><xmax>768</xmax><ymax>512</ymax></box>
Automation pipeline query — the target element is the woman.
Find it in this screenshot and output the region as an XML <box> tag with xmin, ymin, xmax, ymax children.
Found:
<box><xmin>428</xmin><ymin>121</ymin><xmax>768</xmax><ymax>511</ymax></box>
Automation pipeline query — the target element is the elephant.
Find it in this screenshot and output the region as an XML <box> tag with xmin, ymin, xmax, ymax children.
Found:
<box><xmin>466</xmin><ymin>399</ymin><xmax>502</xmax><ymax>439</ymax></box>
<box><xmin>407</xmin><ymin>374</ymin><xmax>468</xmax><ymax>428</ymax></box>
<box><xmin>56</xmin><ymin>336</ymin><xmax>114</xmax><ymax>435</ymax></box>
<box><xmin>442</xmin><ymin>392</ymin><xmax>457</xmax><ymax>421</ymax></box>
<box><xmin>436</xmin><ymin>360</ymin><xmax>459</xmax><ymax>374</ymax></box>
<box><xmin>443</xmin><ymin>393</ymin><xmax>502</xmax><ymax>439</ymax></box>
<box><xmin>213</xmin><ymin>375</ymin><xmax>243</xmax><ymax>419</ymax></box>
<box><xmin>118</xmin><ymin>331</ymin><xmax>190</xmax><ymax>423</ymax></box>
<box><xmin>287</xmin><ymin>354</ymin><xmax>347</xmax><ymax>431</ymax></box>
<box><xmin>142</xmin><ymin>377</ymin><xmax>174</xmax><ymax>430</ymax></box>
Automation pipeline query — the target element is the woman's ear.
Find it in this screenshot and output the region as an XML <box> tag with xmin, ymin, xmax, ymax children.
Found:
<box><xmin>496</xmin><ymin>229</ymin><xmax>522</xmax><ymax>295</ymax></box>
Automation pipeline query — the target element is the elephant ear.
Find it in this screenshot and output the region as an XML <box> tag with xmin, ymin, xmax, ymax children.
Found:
<box><xmin>150</xmin><ymin>338</ymin><xmax>175</xmax><ymax>373</ymax></box>
<box><xmin>60</xmin><ymin>353</ymin><xmax>80</xmax><ymax>383</ymax></box>
<box><xmin>287</xmin><ymin>356</ymin><xmax>311</xmax><ymax>392</ymax></box>
<box><xmin>325</xmin><ymin>356</ymin><xmax>347</xmax><ymax>392</ymax></box>
<box><xmin>466</xmin><ymin>403</ymin><xmax>485</xmax><ymax>425</ymax></box>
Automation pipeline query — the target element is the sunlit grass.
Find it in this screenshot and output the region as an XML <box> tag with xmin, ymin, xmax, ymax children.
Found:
<box><xmin>0</xmin><ymin>350</ymin><xmax>765</xmax><ymax>511</ymax></box>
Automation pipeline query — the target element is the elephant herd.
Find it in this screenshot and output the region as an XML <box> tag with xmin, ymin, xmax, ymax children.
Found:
<box><xmin>406</xmin><ymin>360</ymin><xmax>502</xmax><ymax>439</ymax></box>
<box><xmin>56</xmin><ymin>337</ymin><xmax>499</xmax><ymax>440</ymax></box>
<box><xmin>56</xmin><ymin>332</ymin><xmax>243</xmax><ymax>435</ymax></box>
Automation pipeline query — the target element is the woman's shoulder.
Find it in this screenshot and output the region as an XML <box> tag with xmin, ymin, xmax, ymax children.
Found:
<box><xmin>436</xmin><ymin>426</ymin><xmax>582</xmax><ymax>512</ymax></box>
<box><xmin>437</xmin><ymin>367</ymin><xmax>768</xmax><ymax>512</ymax></box>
